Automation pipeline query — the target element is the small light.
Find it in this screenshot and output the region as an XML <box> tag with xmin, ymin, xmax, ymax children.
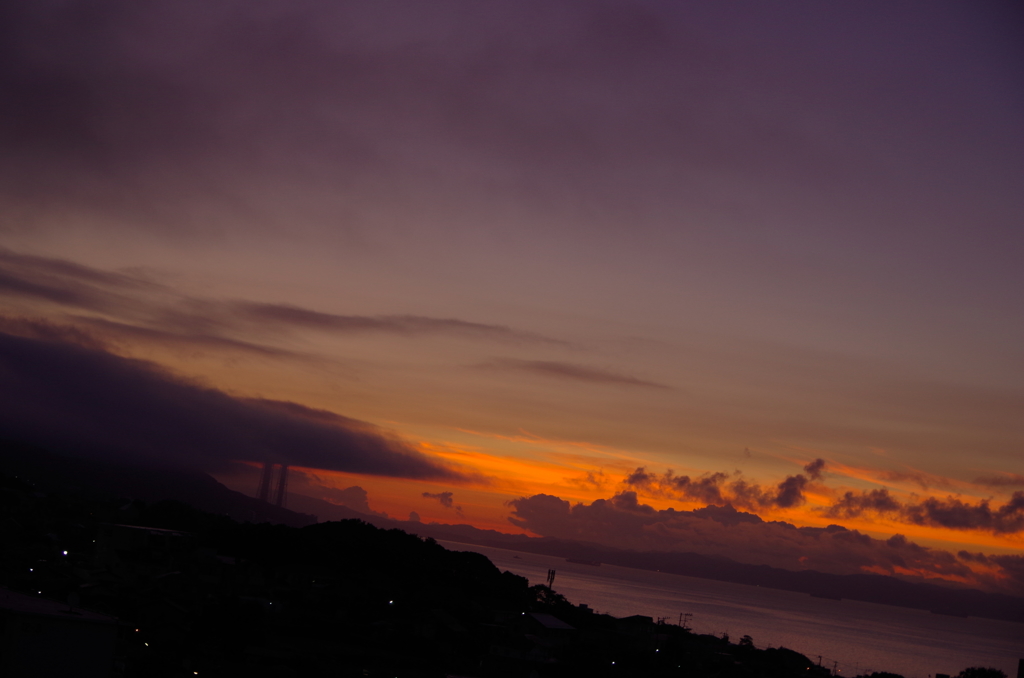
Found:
<box><xmin>144</xmin><ymin>643</ymin><xmax>149</xmax><ymax>647</ymax></box>
<box><xmin>389</xmin><ymin>600</ymin><xmax>393</xmax><ymax>604</ymax></box>
<box><xmin>62</xmin><ymin>551</ymin><xmax>67</xmax><ymax>556</ymax></box>
<box><xmin>29</xmin><ymin>568</ymin><xmax>32</xmax><ymax>572</ymax></box>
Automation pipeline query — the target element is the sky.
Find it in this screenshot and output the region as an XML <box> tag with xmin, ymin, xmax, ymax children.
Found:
<box><xmin>1</xmin><ymin>0</ymin><xmax>1023</xmax><ymax>594</ymax></box>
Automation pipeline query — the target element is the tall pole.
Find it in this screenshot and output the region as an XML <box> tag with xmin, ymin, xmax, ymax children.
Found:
<box><xmin>274</xmin><ymin>464</ymin><xmax>289</xmax><ymax>508</ymax></box>
<box><xmin>257</xmin><ymin>461</ymin><xmax>274</xmax><ymax>502</ymax></box>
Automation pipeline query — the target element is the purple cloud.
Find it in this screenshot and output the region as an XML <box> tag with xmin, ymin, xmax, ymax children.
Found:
<box><xmin>507</xmin><ymin>490</ymin><xmax>1024</xmax><ymax>595</ymax></box>
<box><xmin>0</xmin><ymin>329</ymin><xmax>464</xmax><ymax>480</ymax></box>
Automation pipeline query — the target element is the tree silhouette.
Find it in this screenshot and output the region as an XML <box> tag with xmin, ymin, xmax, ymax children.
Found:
<box><xmin>957</xmin><ymin>668</ymin><xmax>1007</xmax><ymax>678</ymax></box>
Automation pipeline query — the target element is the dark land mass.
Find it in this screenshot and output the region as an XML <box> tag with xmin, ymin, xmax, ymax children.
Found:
<box><xmin>0</xmin><ymin>446</ymin><xmax>847</xmax><ymax>677</ymax></box>
<box><xmin>1</xmin><ymin>439</ymin><xmax>1022</xmax><ymax>629</ymax></box>
<box><xmin>0</xmin><ymin>440</ymin><xmax>316</xmax><ymax>528</ymax></box>
<box><xmin>270</xmin><ymin>471</ymin><xmax>1024</xmax><ymax>624</ymax></box>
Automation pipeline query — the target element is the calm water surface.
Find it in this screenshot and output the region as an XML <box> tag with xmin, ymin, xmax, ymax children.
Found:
<box><xmin>439</xmin><ymin>540</ymin><xmax>1024</xmax><ymax>678</ymax></box>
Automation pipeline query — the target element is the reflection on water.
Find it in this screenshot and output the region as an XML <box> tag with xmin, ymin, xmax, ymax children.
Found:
<box><xmin>439</xmin><ymin>540</ymin><xmax>1024</xmax><ymax>678</ymax></box>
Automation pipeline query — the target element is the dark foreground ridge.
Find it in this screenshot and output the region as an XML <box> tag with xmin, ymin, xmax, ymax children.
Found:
<box><xmin>2</xmin><ymin>469</ymin><xmax>843</xmax><ymax>678</ymax></box>
<box><xmin>388</xmin><ymin>521</ymin><xmax>1024</xmax><ymax>625</ymax></box>
<box><xmin>0</xmin><ymin>443</ymin><xmax>1017</xmax><ymax>677</ymax></box>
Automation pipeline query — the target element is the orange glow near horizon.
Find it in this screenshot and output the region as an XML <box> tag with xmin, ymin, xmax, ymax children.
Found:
<box><xmin>37</xmin><ymin>321</ymin><xmax>1022</xmax><ymax>559</ymax></box>
<box><xmin>247</xmin><ymin>424</ymin><xmax>1024</xmax><ymax>559</ymax></box>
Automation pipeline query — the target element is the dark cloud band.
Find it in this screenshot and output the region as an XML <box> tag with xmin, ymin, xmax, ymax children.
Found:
<box><xmin>0</xmin><ymin>329</ymin><xmax>464</xmax><ymax>480</ymax></box>
<box><xmin>479</xmin><ymin>358</ymin><xmax>668</xmax><ymax>389</ymax></box>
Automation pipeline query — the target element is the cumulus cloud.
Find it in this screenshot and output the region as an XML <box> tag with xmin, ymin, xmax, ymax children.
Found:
<box><xmin>507</xmin><ymin>490</ymin><xmax>1024</xmax><ymax>594</ymax></box>
<box><xmin>0</xmin><ymin>329</ymin><xmax>466</xmax><ymax>480</ymax></box>
<box><xmin>626</xmin><ymin>460</ymin><xmax>1024</xmax><ymax>536</ymax></box>
<box><xmin>423</xmin><ymin>491</ymin><xmax>463</xmax><ymax>517</ymax></box>
<box><xmin>958</xmin><ymin>550</ymin><xmax>1024</xmax><ymax>587</ymax></box>
<box><xmin>624</xmin><ymin>459</ymin><xmax>827</xmax><ymax>510</ymax></box>
<box><xmin>825</xmin><ymin>489</ymin><xmax>1024</xmax><ymax>535</ymax></box>
<box><xmin>292</xmin><ymin>472</ymin><xmax>389</xmax><ymax>517</ymax></box>
<box><xmin>803</xmin><ymin>458</ymin><xmax>826</xmax><ymax>480</ymax></box>
<box><xmin>624</xmin><ymin>467</ymin><xmax>728</xmax><ymax>505</ymax></box>
<box><xmin>478</xmin><ymin>358</ymin><xmax>669</xmax><ymax>389</ymax></box>
<box><xmin>825</xmin><ymin>488</ymin><xmax>903</xmax><ymax>517</ymax></box>
<box><xmin>424</xmin><ymin>491</ymin><xmax>456</xmax><ymax>509</ymax></box>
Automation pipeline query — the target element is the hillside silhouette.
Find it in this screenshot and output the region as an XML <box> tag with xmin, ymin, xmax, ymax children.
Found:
<box><xmin>2</xmin><ymin>439</ymin><xmax>1022</xmax><ymax>628</ymax></box>
<box><xmin>1</xmin><ymin>454</ymin><xmax>844</xmax><ymax>677</ymax></box>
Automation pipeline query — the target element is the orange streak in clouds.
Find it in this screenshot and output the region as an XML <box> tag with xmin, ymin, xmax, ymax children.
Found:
<box><xmin>810</xmin><ymin>458</ymin><xmax>992</xmax><ymax>497</ymax></box>
<box><xmin>451</xmin><ymin>428</ymin><xmax>656</xmax><ymax>468</ymax></box>
<box><xmin>890</xmin><ymin>566</ymin><xmax>974</xmax><ymax>586</ymax></box>
<box><xmin>416</xmin><ymin>440</ymin><xmax>616</xmax><ymax>504</ymax></box>
<box><xmin>237</xmin><ymin>423</ymin><xmax>1024</xmax><ymax>560</ymax></box>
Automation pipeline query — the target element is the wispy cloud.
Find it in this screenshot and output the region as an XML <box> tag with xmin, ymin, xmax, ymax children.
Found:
<box><xmin>71</xmin><ymin>315</ymin><xmax>300</xmax><ymax>358</ymax></box>
<box><xmin>478</xmin><ymin>358</ymin><xmax>669</xmax><ymax>389</ymax></box>
<box><xmin>0</xmin><ymin>249</ymin><xmax>561</xmax><ymax>354</ymax></box>
<box><xmin>232</xmin><ymin>302</ymin><xmax>559</xmax><ymax>343</ymax></box>
<box><xmin>0</xmin><ymin>248</ymin><xmax>154</xmax><ymax>290</ymax></box>
<box><xmin>564</xmin><ymin>469</ymin><xmax>610</xmax><ymax>491</ymax></box>
<box><xmin>975</xmin><ymin>473</ymin><xmax>1024</xmax><ymax>488</ymax></box>
<box><xmin>822</xmin><ymin>459</ymin><xmax>968</xmax><ymax>493</ymax></box>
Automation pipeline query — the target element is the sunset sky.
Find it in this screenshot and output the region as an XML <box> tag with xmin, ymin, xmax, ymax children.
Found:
<box><xmin>1</xmin><ymin>1</ymin><xmax>1022</xmax><ymax>593</ymax></box>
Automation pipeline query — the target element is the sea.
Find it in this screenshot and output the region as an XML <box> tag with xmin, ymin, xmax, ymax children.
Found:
<box><xmin>438</xmin><ymin>540</ymin><xmax>1024</xmax><ymax>678</ymax></box>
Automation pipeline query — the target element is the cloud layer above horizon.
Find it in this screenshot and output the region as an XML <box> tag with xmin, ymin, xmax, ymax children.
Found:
<box><xmin>507</xmin><ymin>490</ymin><xmax>1024</xmax><ymax>595</ymax></box>
<box><xmin>0</xmin><ymin>0</ymin><xmax>1021</xmax><ymax>593</ymax></box>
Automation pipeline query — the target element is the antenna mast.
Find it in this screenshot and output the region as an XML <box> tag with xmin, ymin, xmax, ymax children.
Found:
<box><xmin>257</xmin><ymin>461</ymin><xmax>275</xmax><ymax>502</ymax></box>
<box><xmin>274</xmin><ymin>465</ymin><xmax>289</xmax><ymax>508</ymax></box>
